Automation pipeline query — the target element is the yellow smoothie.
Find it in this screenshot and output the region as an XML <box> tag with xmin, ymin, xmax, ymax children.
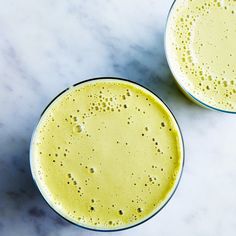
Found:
<box><xmin>30</xmin><ymin>78</ymin><xmax>183</xmax><ymax>230</ymax></box>
<box><xmin>166</xmin><ymin>0</ymin><xmax>236</xmax><ymax>112</ymax></box>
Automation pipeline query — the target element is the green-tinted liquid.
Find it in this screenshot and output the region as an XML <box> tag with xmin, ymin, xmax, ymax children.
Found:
<box><xmin>166</xmin><ymin>0</ymin><xmax>236</xmax><ymax>111</ymax></box>
<box><xmin>31</xmin><ymin>79</ymin><xmax>183</xmax><ymax>230</ymax></box>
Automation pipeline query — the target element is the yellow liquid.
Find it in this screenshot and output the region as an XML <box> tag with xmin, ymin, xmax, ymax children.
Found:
<box><xmin>166</xmin><ymin>0</ymin><xmax>236</xmax><ymax>112</ymax></box>
<box><xmin>31</xmin><ymin>79</ymin><xmax>183</xmax><ymax>230</ymax></box>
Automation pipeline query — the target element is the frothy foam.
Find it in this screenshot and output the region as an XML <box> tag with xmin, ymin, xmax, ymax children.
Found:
<box><xmin>31</xmin><ymin>79</ymin><xmax>183</xmax><ymax>230</ymax></box>
<box><xmin>166</xmin><ymin>0</ymin><xmax>236</xmax><ymax>111</ymax></box>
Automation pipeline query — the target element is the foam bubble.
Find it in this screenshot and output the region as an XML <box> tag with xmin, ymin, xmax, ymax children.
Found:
<box><xmin>137</xmin><ymin>208</ymin><xmax>142</xmax><ymax>213</ymax></box>
<box><xmin>73</xmin><ymin>125</ymin><xmax>82</xmax><ymax>133</ymax></box>
<box><xmin>118</xmin><ymin>210</ymin><xmax>124</xmax><ymax>215</ymax></box>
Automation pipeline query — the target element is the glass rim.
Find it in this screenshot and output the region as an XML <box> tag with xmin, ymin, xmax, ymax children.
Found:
<box><xmin>29</xmin><ymin>76</ymin><xmax>185</xmax><ymax>232</ymax></box>
<box><xmin>164</xmin><ymin>0</ymin><xmax>236</xmax><ymax>114</ymax></box>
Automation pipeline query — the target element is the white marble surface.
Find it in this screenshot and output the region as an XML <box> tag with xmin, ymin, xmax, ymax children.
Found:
<box><xmin>0</xmin><ymin>0</ymin><xmax>236</xmax><ymax>235</ymax></box>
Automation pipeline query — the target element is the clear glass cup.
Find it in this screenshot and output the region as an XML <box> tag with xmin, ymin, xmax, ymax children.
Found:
<box><xmin>165</xmin><ymin>0</ymin><xmax>236</xmax><ymax>114</ymax></box>
<box><xmin>30</xmin><ymin>77</ymin><xmax>185</xmax><ymax>231</ymax></box>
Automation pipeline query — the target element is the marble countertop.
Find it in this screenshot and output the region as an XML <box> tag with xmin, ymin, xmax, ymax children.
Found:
<box><xmin>0</xmin><ymin>0</ymin><xmax>236</xmax><ymax>235</ymax></box>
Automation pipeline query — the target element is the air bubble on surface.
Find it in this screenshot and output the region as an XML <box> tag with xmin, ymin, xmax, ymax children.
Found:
<box><xmin>73</xmin><ymin>124</ymin><xmax>83</xmax><ymax>133</ymax></box>
<box><xmin>223</xmin><ymin>81</ymin><xmax>228</xmax><ymax>87</ymax></box>
<box><xmin>118</xmin><ymin>210</ymin><xmax>124</xmax><ymax>215</ymax></box>
<box><xmin>137</xmin><ymin>208</ymin><xmax>142</xmax><ymax>213</ymax></box>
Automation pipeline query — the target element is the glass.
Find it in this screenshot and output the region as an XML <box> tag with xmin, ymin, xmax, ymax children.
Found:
<box><xmin>165</xmin><ymin>0</ymin><xmax>236</xmax><ymax>114</ymax></box>
<box><xmin>30</xmin><ymin>77</ymin><xmax>185</xmax><ymax>231</ymax></box>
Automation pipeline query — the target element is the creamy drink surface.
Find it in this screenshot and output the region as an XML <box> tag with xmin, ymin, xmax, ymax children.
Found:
<box><xmin>31</xmin><ymin>79</ymin><xmax>183</xmax><ymax>230</ymax></box>
<box><xmin>166</xmin><ymin>0</ymin><xmax>236</xmax><ymax>112</ymax></box>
